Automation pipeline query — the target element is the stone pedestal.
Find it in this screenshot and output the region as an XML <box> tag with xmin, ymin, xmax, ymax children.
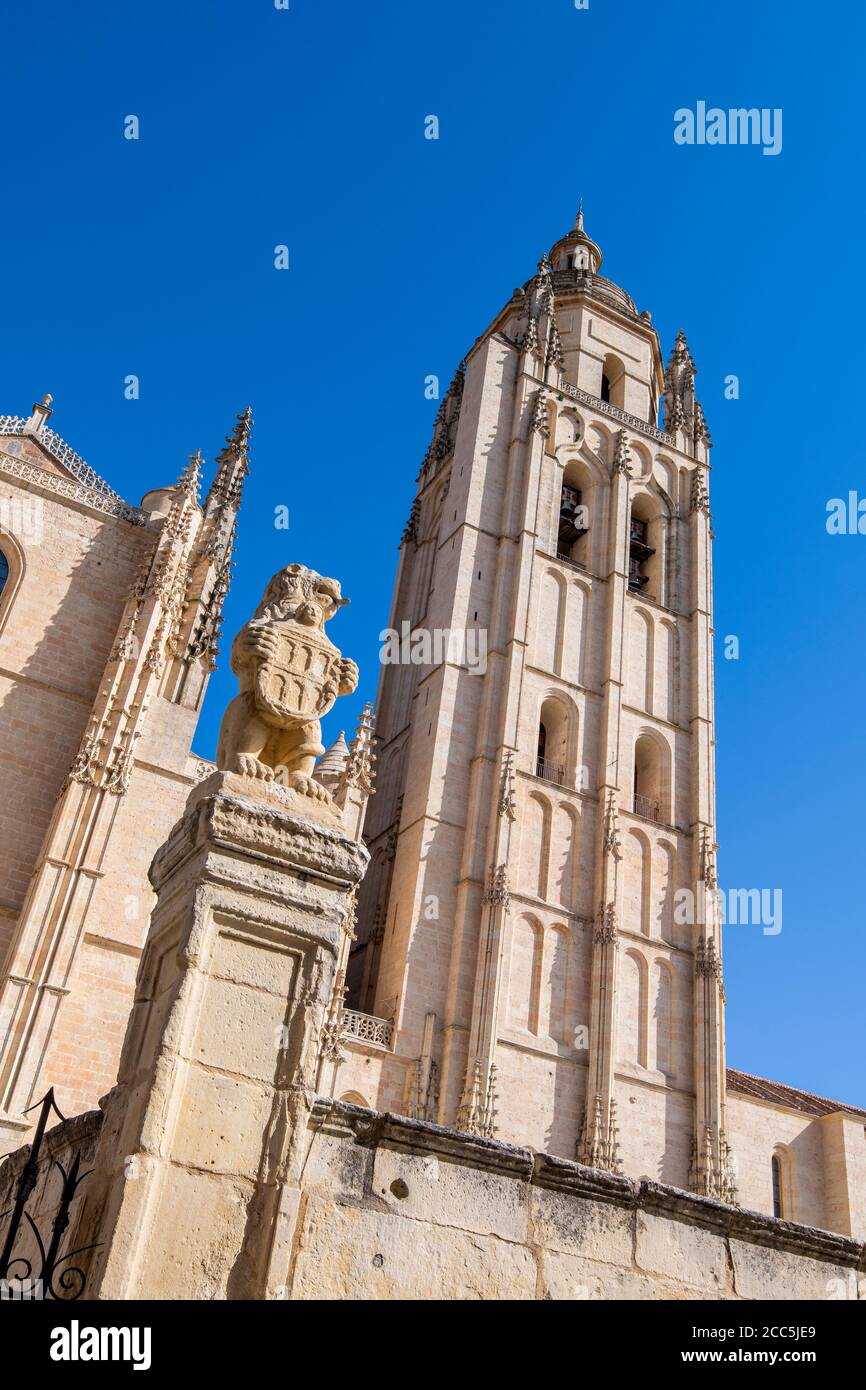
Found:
<box><xmin>79</xmin><ymin>771</ymin><xmax>367</xmax><ymax>1300</ymax></box>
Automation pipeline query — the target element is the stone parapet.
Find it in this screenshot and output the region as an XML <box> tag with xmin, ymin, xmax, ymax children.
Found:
<box><xmin>287</xmin><ymin>1101</ymin><xmax>866</xmax><ymax>1301</ymax></box>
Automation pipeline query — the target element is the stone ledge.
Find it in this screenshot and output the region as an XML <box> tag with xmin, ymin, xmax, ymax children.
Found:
<box><xmin>637</xmin><ymin>1179</ymin><xmax>865</xmax><ymax>1268</ymax></box>
<box><xmin>533</xmin><ymin>1152</ymin><xmax>636</xmax><ymax>1206</ymax></box>
<box><xmin>313</xmin><ymin>1099</ymin><xmax>534</xmax><ymax>1179</ymax></box>
<box><xmin>312</xmin><ymin>1100</ymin><xmax>866</xmax><ymax>1271</ymax></box>
<box><xmin>149</xmin><ymin>776</ymin><xmax>368</xmax><ymax>894</ymax></box>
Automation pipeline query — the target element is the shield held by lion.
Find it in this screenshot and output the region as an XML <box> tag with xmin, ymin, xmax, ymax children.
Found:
<box><xmin>254</xmin><ymin>625</ymin><xmax>344</xmax><ymax>726</ymax></box>
<box><xmin>216</xmin><ymin>563</ymin><xmax>359</xmax><ymax>802</ymax></box>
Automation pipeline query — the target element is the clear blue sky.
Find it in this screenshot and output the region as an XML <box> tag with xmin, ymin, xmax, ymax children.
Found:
<box><xmin>3</xmin><ymin>1</ymin><xmax>864</xmax><ymax>1107</ymax></box>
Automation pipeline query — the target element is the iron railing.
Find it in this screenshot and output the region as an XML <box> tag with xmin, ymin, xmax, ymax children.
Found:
<box><xmin>0</xmin><ymin>1088</ymin><xmax>100</xmax><ymax>1300</ymax></box>
<box><xmin>536</xmin><ymin>758</ymin><xmax>570</xmax><ymax>787</ymax></box>
<box><xmin>634</xmin><ymin>793</ymin><xmax>661</xmax><ymax>823</ymax></box>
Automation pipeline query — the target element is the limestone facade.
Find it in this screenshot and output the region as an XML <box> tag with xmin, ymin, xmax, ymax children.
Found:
<box><xmin>0</xmin><ymin>399</ymin><xmax>250</xmax><ymax>1151</ymax></box>
<box><xmin>0</xmin><ymin>209</ymin><xmax>862</xmax><ymax>1264</ymax></box>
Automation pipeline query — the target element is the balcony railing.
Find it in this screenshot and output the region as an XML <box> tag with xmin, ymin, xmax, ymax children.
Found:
<box><xmin>634</xmin><ymin>793</ymin><xmax>661</xmax><ymax>823</ymax></box>
<box><xmin>553</xmin><ymin>379</ymin><xmax>675</xmax><ymax>447</ymax></box>
<box><xmin>536</xmin><ymin>758</ymin><xmax>570</xmax><ymax>788</ymax></box>
<box><xmin>341</xmin><ymin>1009</ymin><xmax>394</xmax><ymax>1049</ymax></box>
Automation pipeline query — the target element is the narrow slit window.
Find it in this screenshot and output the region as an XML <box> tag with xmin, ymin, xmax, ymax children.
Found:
<box><xmin>771</xmin><ymin>1154</ymin><xmax>783</xmax><ymax>1217</ymax></box>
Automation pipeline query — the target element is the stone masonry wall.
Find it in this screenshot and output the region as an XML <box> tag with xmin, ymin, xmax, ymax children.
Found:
<box><xmin>0</xmin><ymin>458</ymin><xmax>152</xmax><ymax>960</ymax></box>
<box><xmin>287</xmin><ymin>1101</ymin><xmax>866</xmax><ymax>1301</ymax></box>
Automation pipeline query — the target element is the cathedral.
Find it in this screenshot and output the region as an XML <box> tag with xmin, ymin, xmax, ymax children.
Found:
<box><xmin>0</xmin><ymin>210</ymin><xmax>863</xmax><ymax>1301</ymax></box>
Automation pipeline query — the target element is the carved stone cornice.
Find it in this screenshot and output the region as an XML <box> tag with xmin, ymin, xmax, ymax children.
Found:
<box><xmin>149</xmin><ymin>773</ymin><xmax>370</xmax><ymax>897</ymax></box>
<box><xmin>551</xmin><ymin>381</ymin><xmax>675</xmax><ymax>448</ymax></box>
<box><xmin>0</xmin><ymin>448</ymin><xmax>146</xmax><ymax>526</ymax></box>
<box><xmin>0</xmin><ymin>417</ymin><xmax>128</xmax><ymax>501</ymax></box>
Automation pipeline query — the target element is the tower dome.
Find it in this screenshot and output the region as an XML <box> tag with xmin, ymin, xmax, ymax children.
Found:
<box><xmin>550</xmin><ymin>206</ymin><xmax>603</xmax><ymax>275</ymax></box>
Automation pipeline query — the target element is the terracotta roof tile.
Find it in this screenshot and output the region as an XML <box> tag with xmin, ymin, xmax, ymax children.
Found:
<box><xmin>727</xmin><ymin>1068</ymin><xmax>866</xmax><ymax>1121</ymax></box>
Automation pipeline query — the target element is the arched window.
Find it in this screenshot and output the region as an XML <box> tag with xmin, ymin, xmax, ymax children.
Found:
<box><xmin>0</xmin><ymin>538</ymin><xmax>23</xmax><ymax>637</ymax></box>
<box><xmin>634</xmin><ymin>734</ymin><xmax>663</xmax><ymax>823</ymax></box>
<box><xmin>339</xmin><ymin>1091</ymin><xmax>372</xmax><ymax>1110</ymax></box>
<box><xmin>628</xmin><ymin>494</ymin><xmax>664</xmax><ymax>602</ymax></box>
<box><xmin>557</xmin><ymin>461</ymin><xmax>592</xmax><ymax>567</ymax></box>
<box><xmin>601</xmin><ymin>354</ymin><xmax>626</xmax><ymax>410</ymax></box>
<box><xmin>770</xmin><ymin>1147</ymin><xmax>794</xmax><ymax>1219</ymax></box>
<box><xmin>536</xmin><ymin>697</ymin><xmax>570</xmax><ymax>787</ymax></box>
<box><xmin>771</xmin><ymin>1154</ymin><xmax>783</xmax><ymax>1217</ymax></box>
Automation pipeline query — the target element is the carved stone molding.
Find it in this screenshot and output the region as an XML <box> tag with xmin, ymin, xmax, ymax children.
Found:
<box><xmin>0</xmin><ymin>448</ymin><xmax>146</xmax><ymax>526</ymax></box>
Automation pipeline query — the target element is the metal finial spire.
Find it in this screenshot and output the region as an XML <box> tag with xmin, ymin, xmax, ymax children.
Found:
<box><xmin>575</xmin><ymin>197</ymin><xmax>584</xmax><ymax>232</ymax></box>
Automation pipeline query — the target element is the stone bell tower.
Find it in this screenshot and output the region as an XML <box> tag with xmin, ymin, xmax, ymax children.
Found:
<box><xmin>345</xmin><ymin>208</ymin><xmax>734</xmax><ymax>1199</ymax></box>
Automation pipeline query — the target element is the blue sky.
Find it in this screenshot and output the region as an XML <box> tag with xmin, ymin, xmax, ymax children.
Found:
<box><xmin>3</xmin><ymin>0</ymin><xmax>864</xmax><ymax>1107</ymax></box>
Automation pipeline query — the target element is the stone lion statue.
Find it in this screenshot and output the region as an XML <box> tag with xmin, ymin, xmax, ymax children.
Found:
<box><xmin>216</xmin><ymin>563</ymin><xmax>359</xmax><ymax>801</ymax></box>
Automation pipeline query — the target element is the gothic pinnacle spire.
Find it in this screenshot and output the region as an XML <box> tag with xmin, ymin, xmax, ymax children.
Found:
<box><xmin>316</xmin><ymin>731</ymin><xmax>350</xmax><ymax>787</ymax></box>
<box><xmin>230</xmin><ymin>404</ymin><xmax>253</xmax><ymax>449</ymax></box>
<box><xmin>177</xmin><ymin>449</ymin><xmax>203</xmax><ymax>502</ymax></box>
<box><xmin>204</xmin><ymin>406</ymin><xmax>253</xmax><ymax>519</ymax></box>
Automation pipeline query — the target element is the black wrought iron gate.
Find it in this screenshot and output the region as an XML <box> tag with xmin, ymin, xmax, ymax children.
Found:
<box><xmin>0</xmin><ymin>1088</ymin><xmax>100</xmax><ymax>1300</ymax></box>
